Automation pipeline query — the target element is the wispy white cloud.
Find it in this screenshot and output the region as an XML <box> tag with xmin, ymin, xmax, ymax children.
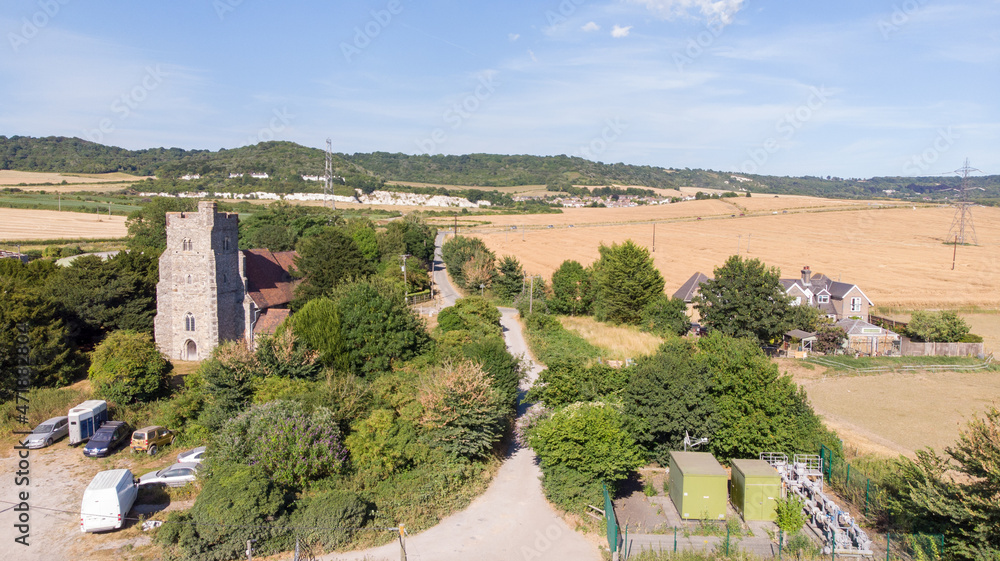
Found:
<box><xmin>625</xmin><ymin>0</ymin><xmax>746</xmax><ymax>25</ymax></box>
<box><xmin>582</xmin><ymin>21</ymin><xmax>601</xmax><ymax>32</ymax></box>
<box><xmin>508</xmin><ymin>33</ymin><xmax>520</xmax><ymax>42</ymax></box>
<box><xmin>611</xmin><ymin>24</ymin><xmax>633</xmax><ymax>38</ymax></box>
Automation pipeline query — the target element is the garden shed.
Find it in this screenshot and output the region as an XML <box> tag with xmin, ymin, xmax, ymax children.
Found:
<box><xmin>730</xmin><ymin>458</ymin><xmax>780</xmax><ymax>521</ymax></box>
<box><xmin>668</xmin><ymin>451</ymin><xmax>727</xmax><ymax>520</ymax></box>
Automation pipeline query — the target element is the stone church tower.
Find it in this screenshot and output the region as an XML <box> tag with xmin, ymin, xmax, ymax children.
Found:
<box><xmin>154</xmin><ymin>201</ymin><xmax>245</xmax><ymax>361</ymax></box>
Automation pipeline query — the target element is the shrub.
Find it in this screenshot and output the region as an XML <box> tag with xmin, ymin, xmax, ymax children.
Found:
<box><xmin>291</xmin><ymin>488</ymin><xmax>372</xmax><ymax>549</ymax></box>
<box><xmin>522</xmin><ymin>312</ymin><xmax>600</xmax><ymax>365</ymax></box>
<box><xmin>156</xmin><ymin>464</ymin><xmax>292</xmax><ymax>561</ymax></box>
<box><xmin>462</xmin><ymin>335</ymin><xmax>523</xmax><ymax>409</ymax></box>
<box><xmin>212</xmin><ymin>401</ymin><xmax>346</xmax><ymax>488</ymax></box>
<box><xmin>639</xmin><ymin>294</ymin><xmax>690</xmax><ymax>336</ymax></box>
<box><xmin>529</xmin><ymin>402</ymin><xmax>644</xmax><ymax>511</ymax></box>
<box><xmin>437</xmin><ymin>296</ymin><xmax>502</xmax><ymax>337</ymax></box>
<box><xmin>88</xmin><ymin>330</ymin><xmax>170</xmax><ymax>405</ymax></box>
<box><xmin>528</xmin><ymin>360</ymin><xmax>628</xmax><ymax>409</ymax></box>
<box><xmin>345</xmin><ymin>408</ymin><xmax>423</xmax><ymax>484</ymax></box>
<box><xmin>418</xmin><ymin>361</ymin><xmax>507</xmax><ymax>460</ymax></box>
<box><xmin>906</xmin><ymin>311</ymin><xmax>973</xmax><ymax>343</ymax></box>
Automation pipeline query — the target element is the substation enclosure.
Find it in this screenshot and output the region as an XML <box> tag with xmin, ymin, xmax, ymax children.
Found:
<box><xmin>668</xmin><ymin>451</ymin><xmax>728</xmax><ymax>520</ymax></box>
<box><xmin>730</xmin><ymin>458</ymin><xmax>781</xmax><ymax>521</ymax></box>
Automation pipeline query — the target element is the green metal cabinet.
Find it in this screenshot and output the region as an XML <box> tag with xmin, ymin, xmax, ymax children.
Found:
<box><xmin>730</xmin><ymin>459</ymin><xmax>780</xmax><ymax>521</ymax></box>
<box><xmin>668</xmin><ymin>451</ymin><xmax>728</xmax><ymax>520</ymax></box>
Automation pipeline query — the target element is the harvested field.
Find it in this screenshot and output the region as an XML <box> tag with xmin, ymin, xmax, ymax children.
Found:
<box><xmin>792</xmin><ymin>368</ymin><xmax>1000</xmax><ymax>456</ymax></box>
<box><xmin>558</xmin><ymin>315</ymin><xmax>664</xmax><ymax>361</ymax></box>
<box><xmin>0</xmin><ymin>208</ymin><xmax>127</xmax><ymax>241</ymax></box>
<box><xmin>469</xmin><ymin>202</ymin><xmax>1000</xmax><ymax>309</ymax></box>
<box><xmin>0</xmin><ymin>170</ymin><xmax>145</xmax><ymax>185</ymax></box>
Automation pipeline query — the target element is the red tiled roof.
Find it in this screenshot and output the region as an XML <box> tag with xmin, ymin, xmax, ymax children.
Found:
<box><xmin>253</xmin><ymin>308</ymin><xmax>291</xmax><ymax>336</ymax></box>
<box><xmin>243</xmin><ymin>249</ymin><xmax>300</xmax><ymax>308</ymax></box>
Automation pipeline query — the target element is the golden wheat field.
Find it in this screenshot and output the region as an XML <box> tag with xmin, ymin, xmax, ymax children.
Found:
<box><xmin>791</xmin><ymin>368</ymin><xmax>1000</xmax><ymax>456</ymax></box>
<box><xmin>0</xmin><ymin>208</ymin><xmax>128</xmax><ymax>240</ymax></box>
<box><xmin>0</xmin><ymin>170</ymin><xmax>146</xmax><ymax>186</ymax></box>
<box><xmin>465</xmin><ymin>198</ymin><xmax>1000</xmax><ymax>310</ymax></box>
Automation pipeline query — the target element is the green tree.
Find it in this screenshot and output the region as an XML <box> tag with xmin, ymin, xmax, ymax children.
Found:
<box><xmin>529</xmin><ymin>401</ymin><xmax>644</xmax><ymax>511</ymax></box>
<box><xmin>622</xmin><ymin>339</ymin><xmax>714</xmax><ymax>464</ymax></box>
<box><xmin>695</xmin><ymin>255</ymin><xmax>792</xmax><ymax>344</ymax></box>
<box><xmin>698</xmin><ymin>333</ymin><xmax>826</xmax><ymax>460</ymax></box>
<box><xmin>345</xmin><ymin>219</ymin><xmax>380</xmax><ymax>262</ymax></box>
<box><xmin>774</xmin><ymin>495</ymin><xmax>807</xmax><ymax>535</ymax></box>
<box><xmin>331</xmin><ymin>277</ymin><xmax>430</xmax><ymax>377</ymax></box>
<box><xmin>88</xmin><ymin>330</ymin><xmax>170</xmax><ymax>404</ymax></box>
<box><xmin>891</xmin><ymin>407</ymin><xmax>1000</xmax><ymax>560</ymax></box>
<box><xmin>493</xmin><ymin>255</ymin><xmax>525</xmax><ymax>303</ymax></box>
<box><xmin>593</xmin><ymin>240</ymin><xmax>665</xmax><ymax>324</ymax></box>
<box><xmin>288</xmin><ymin>297</ymin><xmax>345</xmax><ymax>368</ymax></box>
<box><xmin>125</xmin><ymin>197</ymin><xmax>197</xmax><ymax>253</ymax></box>
<box><xmin>814</xmin><ymin>322</ymin><xmax>847</xmax><ymax>354</ymax></box>
<box><xmin>46</xmin><ymin>250</ymin><xmax>158</xmax><ymax>346</ymax></box>
<box><xmin>639</xmin><ymin>294</ymin><xmax>691</xmax><ymax>336</ymax></box>
<box><xmin>549</xmin><ymin>260</ymin><xmax>595</xmax><ymax>316</ymax></box>
<box><xmin>436</xmin><ymin>296</ymin><xmax>502</xmax><ymax>336</ymax></box>
<box><xmin>906</xmin><ymin>311</ymin><xmax>973</xmax><ymax>343</ymax></box>
<box><xmin>441</xmin><ymin>236</ymin><xmax>494</xmax><ymax>288</ymax></box>
<box><xmin>293</xmin><ymin>226</ymin><xmax>374</xmax><ymax>306</ymax></box>
<box><xmin>0</xmin><ymin>278</ymin><xmax>87</xmax><ymax>398</ymax></box>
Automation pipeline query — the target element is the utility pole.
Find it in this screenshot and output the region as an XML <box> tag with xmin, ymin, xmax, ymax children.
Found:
<box><xmin>398</xmin><ymin>524</ymin><xmax>407</xmax><ymax>561</ymax></box>
<box><xmin>401</xmin><ymin>254</ymin><xmax>410</xmax><ymax>296</ymax></box>
<box><xmin>952</xmin><ymin>234</ymin><xmax>958</xmax><ymax>271</ymax></box>
<box><xmin>246</xmin><ymin>539</ymin><xmax>256</xmax><ymax>561</ymax></box>
<box><xmin>529</xmin><ymin>276</ymin><xmax>534</xmax><ymax>314</ymax></box>
<box><xmin>652</xmin><ymin>223</ymin><xmax>656</xmax><ymax>252</ymax></box>
<box><xmin>454</xmin><ymin>214</ymin><xmax>458</xmax><ymax>236</ymax></box>
<box><xmin>747</xmin><ymin>233</ymin><xmax>751</xmax><ymax>253</ymax></box>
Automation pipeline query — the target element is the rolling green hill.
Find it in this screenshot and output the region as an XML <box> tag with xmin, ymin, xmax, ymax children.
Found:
<box><xmin>2</xmin><ymin>135</ymin><xmax>998</xmax><ymax>202</ymax></box>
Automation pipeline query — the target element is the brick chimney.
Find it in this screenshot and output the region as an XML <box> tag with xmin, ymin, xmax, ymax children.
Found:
<box><xmin>801</xmin><ymin>266</ymin><xmax>812</xmax><ymax>286</ymax></box>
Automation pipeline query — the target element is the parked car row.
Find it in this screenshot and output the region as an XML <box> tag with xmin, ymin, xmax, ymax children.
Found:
<box><xmin>31</xmin><ymin>399</ymin><xmax>179</xmax><ymax>459</ymax></box>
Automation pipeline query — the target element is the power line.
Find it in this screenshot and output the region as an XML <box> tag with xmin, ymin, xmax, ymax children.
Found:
<box><xmin>0</xmin><ymin>499</ymin><xmax>398</xmax><ymax>533</ymax></box>
<box><xmin>946</xmin><ymin>158</ymin><xmax>983</xmax><ymax>246</ymax></box>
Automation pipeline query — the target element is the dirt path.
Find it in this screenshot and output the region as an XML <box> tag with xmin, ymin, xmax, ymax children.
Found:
<box><xmin>324</xmin><ymin>240</ymin><xmax>600</xmax><ymax>561</ymax></box>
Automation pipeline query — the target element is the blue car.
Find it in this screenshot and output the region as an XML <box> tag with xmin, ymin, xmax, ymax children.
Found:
<box><xmin>83</xmin><ymin>421</ymin><xmax>131</xmax><ymax>458</ymax></box>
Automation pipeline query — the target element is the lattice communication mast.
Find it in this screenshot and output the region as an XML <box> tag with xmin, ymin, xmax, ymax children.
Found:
<box><xmin>324</xmin><ymin>138</ymin><xmax>336</xmax><ymax>210</ymax></box>
<box><xmin>946</xmin><ymin>158</ymin><xmax>981</xmax><ymax>246</ymax></box>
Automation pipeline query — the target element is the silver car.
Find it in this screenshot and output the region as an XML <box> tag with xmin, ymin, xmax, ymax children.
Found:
<box><xmin>25</xmin><ymin>416</ymin><xmax>69</xmax><ymax>449</ymax></box>
<box><xmin>176</xmin><ymin>446</ymin><xmax>207</xmax><ymax>464</ymax></box>
<box><xmin>138</xmin><ymin>462</ymin><xmax>200</xmax><ymax>487</ymax></box>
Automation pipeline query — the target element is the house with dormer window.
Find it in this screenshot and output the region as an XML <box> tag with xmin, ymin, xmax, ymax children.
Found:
<box><xmin>673</xmin><ymin>265</ymin><xmax>873</xmax><ymax>322</ymax></box>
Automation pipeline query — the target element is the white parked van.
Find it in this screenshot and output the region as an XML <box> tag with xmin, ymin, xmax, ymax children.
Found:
<box><xmin>69</xmin><ymin>400</ymin><xmax>109</xmax><ymax>445</ymax></box>
<box><xmin>80</xmin><ymin>469</ymin><xmax>137</xmax><ymax>533</ymax></box>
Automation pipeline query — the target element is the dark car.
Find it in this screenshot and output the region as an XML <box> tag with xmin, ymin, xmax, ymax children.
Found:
<box><xmin>83</xmin><ymin>421</ymin><xmax>131</xmax><ymax>458</ymax></box>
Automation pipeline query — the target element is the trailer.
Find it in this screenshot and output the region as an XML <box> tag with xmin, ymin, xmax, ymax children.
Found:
<box><xmin>68</xmin><ymin>400</ymin><xmax>109</xmax><ymax>445</ymax></box>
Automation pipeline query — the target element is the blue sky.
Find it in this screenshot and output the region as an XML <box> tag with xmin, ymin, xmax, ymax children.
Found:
<box><xmin>1</xmin><ymin>0</ymin><xmax>997</xmax><ymax>177</ymax></box>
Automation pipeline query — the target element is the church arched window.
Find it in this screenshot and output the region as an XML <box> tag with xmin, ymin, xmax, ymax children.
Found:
<box><xmin>185</xmin><ymin>313</ymin><xmax>195</xmax><ymax>332</ymax></box>
<box><xmin>224</xmin><ymin>237</ymin><xmax>231</xmax><ymax>251</ymax></box>
<box><xmin>182</xmin><ymin>238</ymin><xmax>192</xmax><ymax>251</ymax></box>
<box><xmin>186</xmin><ymin>275</ymin><xmax>192</xmax><ymax>284</ymax></box>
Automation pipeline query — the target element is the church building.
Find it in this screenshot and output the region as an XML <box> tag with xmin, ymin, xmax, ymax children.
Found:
<box><xmin>154</xmin><ymin>201</ymin><xmax>299</xmax><ymax>361</ymax></box>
